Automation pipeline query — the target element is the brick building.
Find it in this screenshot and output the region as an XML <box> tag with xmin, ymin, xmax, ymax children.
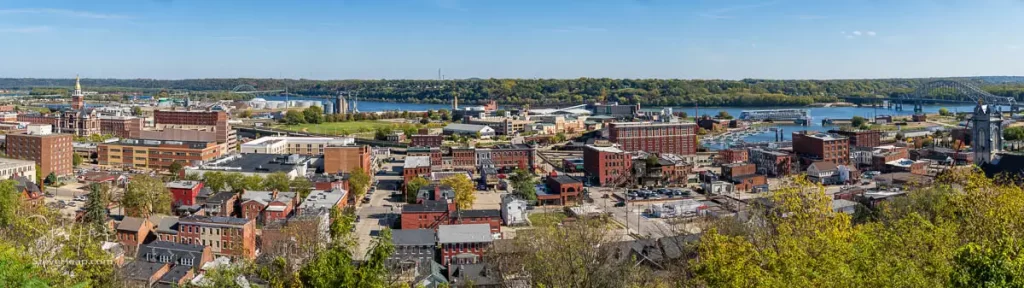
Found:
<box><xmin>99</xmin><ymin>116</ymin><xmax>143</xmax><ymax>138</ymax></box>
<box><xmin>792</xmin><ymin>131</ymin><xmax>850</xmax><ymax>169</ymax></box>
<box><xmin>830</xmin><ymin>130</ymin><xmax>881</xmax><ymax>148</ymax></box>
<box><xmin>540</xmin><ymin>175</ymin><xmax>583</xmax><ymax>206</ymax></box>
<box><xmin>152</xmin><ymin>110</ymin><xmax>236</xmax><ymax>148</ymax></box>
<box><xmin>6</xmin><ymin>132</ymin><xmax>74</xmax><ymax>177</ymax></box>
<box><xmin>718</xmin><ymin>149</ymin><xmax>748</xmax><ymax>164</ymax></box>
<box><xmin>748</xmin><ymin>148</ymin><xmax>792</xmax><ymax>177</ymax></box>
<box><xmin>408</xmin><ymin>147</ymin><xmax>444</xmax><ymax>168</ymax></box>
<box><xmin>116</xmin><ymin>217</ymin><xmax>155</xmax><ymax>257</ymax></box>
<box><xmin>478</xmin><ymin>145</ymin><xmax>536</xmax><ymax>172</ymax></box>
<box><xmin>176</xmin><ymin>216</ymin><xmax>256</xmax><ymax>259</ymax></box>
<box><xmin>403</xmin><ymin>156</ymin><xmax>432</xmax><ymax>186</ymax></box>
<box><xmin>240</xmin><ymin>190</ymin><xmax>298</xmax><ymax>224</ymax></box>
<box><xmin>323</xmin><ymin>145</ymin><xmax>372</xmax><ymax>174</ymax></box>
<box><xmin>411</xmin><ymin>134</ymin><xmax>444</xmax><ymax>148</ymax></box>
<box><xmin>438</xmin><ymin>224</ymin><xmax>493</xmax><ymax>267</ymax></box>
<box><xmin>608</xmin><ymin>122</ymin><xmax>698</xmax><ymax>155</ymax></box>
<box><xmin>721</xmin><ymin>163</ymin><xmax>756</xmax><ymax>179</ymax></box>
<box><xmin>583</xmin><ymin>144</ymin><xmax>631</xmax><ymax>186</ymax></box>
<box><xmin>97</xmin><ymin>139</ymin><xmax>223</xmax><ymax>171</ymax></box>
<box><xmin>451</xmin><ymin>148</ymin><xmax>477</xmax><ymax>171</ymax></box>
<box><xmin>167</xmin><ymin>180</ymin><xmax>204</xmax><ymax>207</ymax></box>
<box><xmin>401</xmin><ymin>200</ymin><xmax>502</xmax><ymax>234</ymax></box>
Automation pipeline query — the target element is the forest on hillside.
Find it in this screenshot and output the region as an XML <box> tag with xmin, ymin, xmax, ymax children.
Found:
<box><xmin>4</xmin><ymin>77</ymin><xmax>1024</xmax><ymax>107</ymax></box>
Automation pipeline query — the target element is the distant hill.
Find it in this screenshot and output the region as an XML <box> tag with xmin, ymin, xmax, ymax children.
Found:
<box><xmin>1</xmin><ymin>76</ymin><xmax>1022</xmax><ymax>107</ymax></box>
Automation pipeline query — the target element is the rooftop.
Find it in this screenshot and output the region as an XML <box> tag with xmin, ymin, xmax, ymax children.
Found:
<box><xmin>117</xmin><ymin>217</ymin><xmax>147</xmax><ymax>232</ymax></box>
<box><xmin>110</xmin><ymin>138</ymin><xmax>214</xmax><ymax>149</ymax></box>
<box><xmin>199</xmin><ymin>153</ymin><xmax>309</xmax><ymax>174</ymax></box>
<box><xmin>121</xmin><ymin>261</ymin><xmax>169</xmax><ymax>281</ymax></box>
<box><xmin>166</xmin><ymin>180</ymin><xmax>202</xmax><ymax>190</ymax></box>
<box><xmin>797</xmin><ymin>131</ymin><xmax>846</xmax><ymax>141</ymax></box>
<box><xmin>437</xmin><ymin>224</ymin><xmax>493</xmax><ymax>244</ymax></box>
<box><xmin>392</xmin><ymin>229</ymin><xmax>437</xmax><ymax>246</ymax></box>
<box><xmin>299</xmin><ymin>189</ymin><xmax>347</xmax><ymax>213</ymax></box>
<box><xmin>158</xmin><ymin>265</ymin><xmax>193</xmax><ymax>285</ymax></box>
<box><xmin>207</xmin><ymin>192</ymin><xmax>236</xmax><ymax>203</ymax></box>
<box><xmin>179</xmin><ymin>215</ymin><xmax>252</xmax><ymax>226</ymax></box>
<box><xmin>404</xmin><ymin>156</ymin><xmax>432</xmax><ymax>169</ymax></box>
<box><xmin>402</xmin><ymin>200</ymin><xmax>450</xmax><ymax>213</ymax></box>
<box><xmin>443</xmin><ymin>123</ymin><xmax>493</xmax><ymax>132</ymax></box>
<box><xmin>549</xmin><ymin>175</ymin><xmax>582</xmax><ymax>186</ymax></box>
<box><xmin>241</xmin><ymin>136</ymin><xmax>355</xmax><ymax>148</ymax></box>
<box><xmin>0</xmin><ymin>158</ymin><xmax>35</xmax><ymax>169</ymax></box>
<box><xmin>586</xmin><ymin>144</ymin><xmax>625</xmax><ymax>153</ymax></box>
<box><xmin>453</xmin><ymin>209</ymin><xmax>501</xmax><ymax>219</ymax></box>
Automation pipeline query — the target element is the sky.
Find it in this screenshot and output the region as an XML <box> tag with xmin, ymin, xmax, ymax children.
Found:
<box><xmin>0</xmin><ymin>0</ymin><xmax>1023</xmax><ymax>80</ymax></box>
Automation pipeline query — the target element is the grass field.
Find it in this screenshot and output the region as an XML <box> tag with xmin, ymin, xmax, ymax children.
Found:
<box><xmin>273</xmin><ymin>121</ymin><xmax>414</xmax><ymax>135</ymax></box>
<box><xmin>528</xmin><ymin>212</ymin><xmax>567</xmax><ymax>227</ymax></box>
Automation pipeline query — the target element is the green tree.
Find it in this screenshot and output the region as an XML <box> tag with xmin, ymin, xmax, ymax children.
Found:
<box><xmin>44</xmin><ymin>173</ymin><xmax>56</xmax><ymax>186</ymax></box>
<box><xmin>405</xmin><ymin>176</ymin><xmax>430</xmax><ymax>204</ymax></box>
<box><xmin>184</xmin><ymin>172</ymin><xmax>202</xmax><ymax>181</ymax></box>
<box><xmin>441</xmin><ymin>174</ymin><xmax>475</xmax><ymax>210</ymax></box>
<box><xmin>262</xmin><ymin>172</ymin><xmax>291</xmax><ymax>192</ymax></box>
<box><xmin>291</xmin><ymin>176</ymin><xmax>313</xmax><ymax>199</ymax></box>
<box><xmin>284</xmin><ymin>110</ymin><xmax>306</xmax><ymax>125</ymax></box>
<box><xmin>717</xmin><ymin>110</ymin><xmax>733</xmax><ymax>119</ymax></box>
<box><xmin>83</xmin><ymin>183</ymin><xmax>111</xmax><ymax>233</ymax></box>
<box><xmin>167</xmin><ymin>161</ymin><xmax>184</xmax><ymax>176</ymax></box>
<box><xmin>224</xmin><ymin>172</ymin><xmax>245</xmax><ymax>193</ymax></box>
<box><xmin>508</xmin><ymin>168</ymin><xmax>537</xmax><ymax>202</ymax></box>
<box><xmin>203</xmin><ymin>171</ymin><xmax>227</xmax><ymax>193</ymax></box>
<box><xmin>238</xmin><ymin>109</ymin><xmax>253</xmax><ymax>118</ymax></box>
<box><xmin>939</xmin><ymin>107</ymin><xmax>952</xmax><ymax>116</ymax></box>
<box><xmin>1004</xmin><ymin>126</ymin><xmax>1024</xmax><ymax>141</ymax></box>
<box><xmin>303</xmin><ymin>106</ymin><xmax>324</xmax><ymax>124</ymax></box>
<box><xmin>131</xmin><ymin>106</ymin><xmax>143</xmax><ymax>116</ymax></box>
<box><xmin>0</xmin><ymin>180</ymin><xmax>19</xmax><ymax>228</ymax></box>
<box><xmin>851</xmin><ymin>116</ymin><xmax>868</xmax><ymax>128</ymax></box>
<box><xmin>241</xmin><ymin>175</ymin><xmax>265</xmax><ymax>191</ymax></box>
<box><xmin>121</xmin><ymin>174</ymin><xmax>172</xmax><ymax>217</ymax></box>
<box><xmin>349</xmin><ymin>167</ymin><xmax>371</xmax><ymax>200</ymax></box>
<box><xmin>72</xmin><ymin>153</ymin><xmax>83</xmax><ymax>168</ymax></box>
<box><xmin>552</xmin><ymin>132</ymin><xmax>567</xmax><ymax>143</ymax></box>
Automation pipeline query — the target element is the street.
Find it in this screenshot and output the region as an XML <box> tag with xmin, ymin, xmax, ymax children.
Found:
<box><xmin>587</xmin><ymin>187</ymin><xmax>678</xmax><ymax>239</ymax></box>
<box><xmin>354</xmin><ymin>154</ymin><xmax>406</xmax><ymax>259</ymax></box>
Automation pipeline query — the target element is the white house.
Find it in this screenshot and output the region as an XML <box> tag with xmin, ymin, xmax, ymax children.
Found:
<box><xmin>500</xmin><ymin>195</ymin><xmax>528</xmax><ymax>226</ymax></box>
<box><xmin>806</xmin><ymin>161</ymin><xmax>838</xmax><ymax>184</ymax></box>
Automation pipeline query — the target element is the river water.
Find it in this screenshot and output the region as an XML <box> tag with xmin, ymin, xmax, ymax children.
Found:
<box><xmin>681</xmin><ymin>104</ymin><xmax>976</xmax><ymax>148</ymax></box>
<box><xmin>260</xmin><ymin>96</ymin><xmax>450</xmax><ymax>112</ymax></box>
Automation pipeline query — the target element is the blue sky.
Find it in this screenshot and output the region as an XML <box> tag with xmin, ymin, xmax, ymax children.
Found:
<box><xmin>1</xmin><ymin>0</ymin><xmax>1022</xmax><ymax>80</ymax></box>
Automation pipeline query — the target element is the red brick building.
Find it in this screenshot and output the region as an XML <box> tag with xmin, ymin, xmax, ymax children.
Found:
<box><xmin>411</xmin><ymin>135</ymin><xmax>444</xmax><ymax>148</ymax></box>
<box><xmin>6</xmin><ymin>132</ymin><xmax>74</xmax><ymax>177</ymax></box>
<box><xmin>403</xmin><ymin>156</ymin><xmax>432</xmax><ymax>185</ymax></box>
<box><xmin>485</xmin><ymin>144</ymin><xmax>536</xmax><ymax>172</ymax></box>
<box><xmin>451</xmin><ymin>148</ymin><xmax>477</xmax><ymax>171</ymax></box>
<box><xmin>115</xmin><ymin>217</ymin><xmax>154</xmax><ymax>257</ymax></box>
<box><xmin>540</xmin><ymin>175</ymin><xmax>583</xmax><ymax>206</ymax></box>
<box><xmin>748</xmin><ymin>148</ymin><xmax>792</xmax><ymax>177</ymax></box>
<box><xmin>792</xmin><ymin>131</ymin><xmax>849</xmax><ymax>169</ymax></box>
<box><xmin>323</xmin><ymin>145</ymin><xmax>372</xmax><ymax>175</ymax></box>
<box><xmin>177</xmin><ymin>216</ymin><xmax>256</xmax><ymax>259</ymax></box>
<box><xmin>153</xmin><ymin>110</ymin><xmax>234</xmax><ymax>147</ymax></box>
<box><xmin>718</xmin><ymin>149</ymin><xmax>748</xmax><ymax>164</ymax></box>
<box><xmin>400</xmin><ymin>200</ymin><xmax>502</xmax><ymax>234</ymax></box>
<box><xmin>583</xmin><ymin>144</ymin><xmax>631</xmax><ymax>186</ymax></box>
<box><xmin>721</xmin><ymin>163</ymin><xmax>756</xmax><ymax>179</ymax></box>
<box><xmin>240</xmin><ymin>190</ymin><xmax>298</xmax><ymax>224</ymax></box>
<box><xmin>438</xmin><ymin>224</ymin><xmax>493</xmax><ymax>267</ymax></box>
<box><xmin>408</xmin><ymin>147</ymin><xmax>443</xmax><ymax>167</ymax></box>
<box><xmin>99</xmin><ymin>116</ymin><xmax>143</xmax><ymax>138</ymax></box>
<box><xmin>167</xmin><ymin>180</ymin><xmax>204</xmax><ymax>207</ymax></box>
<box><xmin>608</xmin><ymin>122</ymin><xmax>698</xmax><ymax>155</ymax></box>
<box><xmin>830</xmin><ymin>130</ymin><xmax>881</xmax><ymax>148</ymax></box>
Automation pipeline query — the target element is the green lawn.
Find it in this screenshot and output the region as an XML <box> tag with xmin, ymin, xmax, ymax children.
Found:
<box><xmin>529</xmin><ymin>212</ymin><xmax>567</xmax><ymax>227</ymax></box>
<box><xmin>273</xmin><ymin>121</ymin><xmax>413</xmax><ymax>135</ymax></box>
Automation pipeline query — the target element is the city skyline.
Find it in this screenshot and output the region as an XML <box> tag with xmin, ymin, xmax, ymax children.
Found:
<box><xmin>1</xmin><ymin>0</ymin><xmax>1023</xmax><ymax>80</ymax></box>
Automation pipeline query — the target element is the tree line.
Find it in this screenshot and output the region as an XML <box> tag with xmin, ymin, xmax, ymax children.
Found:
<box><xmin>6</xmin><ymin>77</ymin><xmax>1024</xmax><ymax>107</ymax></box>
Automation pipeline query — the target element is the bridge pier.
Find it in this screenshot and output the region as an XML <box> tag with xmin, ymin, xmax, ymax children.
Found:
<box><xmin>913</xmin><ymin>101</ymin><xmax>923</xmax><ymax>113</ymax></box>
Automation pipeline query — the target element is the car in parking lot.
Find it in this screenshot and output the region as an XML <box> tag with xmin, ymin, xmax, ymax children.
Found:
<box><xmin>614</xmin><ymin>202</ymin><xmax>626</xmax><ymax>207</ymax></box>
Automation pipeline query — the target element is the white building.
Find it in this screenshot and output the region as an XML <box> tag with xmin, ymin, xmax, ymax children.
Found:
<box><xmin>500</xmin><ymin>195</ymin><xmax>528</xmax><ymax>226</ymax></box>
<box><xmin>702</xmin><ymin>181</ymin><xmax>735</xmax><ymax>196</ymax></box>
<box><xmin>240</xmin><ymin>136</ymin><xmax>355</xmax><ymax>155</ymax></box>
<box><xmin>0</xmin><ymin>158</ymin><xmax>37</xmax><ymax>183</ymax></box>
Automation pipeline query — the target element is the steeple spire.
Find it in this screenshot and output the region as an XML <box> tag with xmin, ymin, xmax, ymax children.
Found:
<box><xmin>75</xmin><ymin>74</ymin><xmax>81</xmax><ymax>92</ymax></box>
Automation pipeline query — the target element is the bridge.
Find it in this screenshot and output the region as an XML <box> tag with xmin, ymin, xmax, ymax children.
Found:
<box><xmin>739</xmin><ymin>109</ymin><xmax>811</xmax><ymax>125</ymax></box>
<box><xmin>837</xmin><ymin>79</ymin><xmax>1018</xmax><ymax>113</ymax></box>
<box><xmin>230</xmin><ymin>84</ymin><xmax>285</xmax><ymax>95</ymax></box>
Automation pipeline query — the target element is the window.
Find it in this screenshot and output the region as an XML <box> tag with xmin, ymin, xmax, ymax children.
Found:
<box><xmin>160</xmin><ymin>254</ymin><xmax>170</xmax><ymax>263</ymax></box>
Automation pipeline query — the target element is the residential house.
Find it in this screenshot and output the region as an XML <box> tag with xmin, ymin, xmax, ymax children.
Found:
<box><xmin>438</xmin><ymin>224</ymin><xmax>493</xmax><ymax>267</ymax></box>
<box><xmin>116</xmin><ymin>217</ymin><xmax>155</xmax><ymax>257</ymax></box>
<box><xmin>203</xmin><ymin>192</ymin><xmax>237</xmax><ymax>217</ymax></box>
<box><xmin>538</xmin><ymin>175</ymin><xmax>583</xmax><ymax>206</ymax></box>
<box><xmin>240</xmin><ymin>190</ymin><xmax>298</xmax><ymax>224</ymax></box>
<box><xmin>500</xmin><ymin>195</ymin><xmax>528</xmax><ymax>226</ymax></box>
<box><xmin>166</xmin><ymin>180</ymin><xmax>204</xmax><ymax>207</ymax></box>
<box><xmin>176</xmin><ymin>216</ymin><xmax>257</xmax><ymax>259</ymax></box>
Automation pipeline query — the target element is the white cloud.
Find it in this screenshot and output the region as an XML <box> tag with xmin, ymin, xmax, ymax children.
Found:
<box><xmin>866</xmin><ymin>31</ymin><xmax>877</xmax><ymax>36</ymax></box>
<box><xmin>0</xmin><ymin>8</ymin><xmax>129</xmax><ymax>19</ymax></box>
<box><xmin>852</xmin><ymin>31</ymin><xmax>862</xmax><ymax>36</ymax></box>
<box><xmin>699</xmin><ymin>1</ymin><xmax>778</xmax><ymax>19</ymax></box>
<box><xmin>0</xmin><ymin>26</ymin><xmax>52</xmax><ymax>33</ymax></box>
<box><xmin>843</xmin><ymin>30</ymin><xmax>877</xmax><ymax>39</ymax></box>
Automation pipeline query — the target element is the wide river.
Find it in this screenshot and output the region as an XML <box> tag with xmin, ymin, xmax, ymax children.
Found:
<box><xmin>261</xmin><ymin>95</ymin><xmax>974</xmax><ymax>144</ymax></box>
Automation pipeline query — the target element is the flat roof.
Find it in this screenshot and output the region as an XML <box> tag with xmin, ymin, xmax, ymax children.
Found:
<box><xmin>586</xmin><ymin>144</ymin><xmax>625</xmax><ymax>153</ymax></box>
<box><xmin>179</xmin><ymin>215</ymin><xmax>251</xmax><ymax>226</ymax></box>
<box><xmin>437</xmin><ymin>224</ymin><xmax>493</xmax><ymax>244</ymax></box>
<box><xmin>166</xmin><ymin>180</ymin><xmax>202</xmax><ymax>190</ymax></box>
<box><xmin>241</xmin><ymin>136</ymin><xmax>355</xmax><ymax>148</ymax></box>
<box><xmin>202</xmin><ymin>154</ymin><xmax>308</xmax><ymax>173</ymax></box>
<box><xmin>392</xmin><ymin>229</ymin><xmax>437</xmax><ymax>246</ymax></box>
<box><xmin>404</xmin><ymin>156</ymin><xmax>432</xmax><ymax>168</ymax></box>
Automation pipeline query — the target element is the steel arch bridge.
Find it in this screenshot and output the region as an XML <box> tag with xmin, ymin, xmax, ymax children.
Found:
<box><xmin>231</xmin><ymin>84</ymin><xmax>257</xmax><ymax>93</ymax></box>
<box><xmin>888</xmin><ymin>79</ymin><xmax>1018</xmax><ymax>112</ymax></box>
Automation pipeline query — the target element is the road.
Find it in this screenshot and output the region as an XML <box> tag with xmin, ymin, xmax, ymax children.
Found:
<box><xmin>587</xmin><ymin>187</ymin><xmax>677</xmax><ymax>239</ymax></box>
<box><xmin>354</xmin><ymin>154</ymin><xmax>407</xmax><ymax>259</ymax></box>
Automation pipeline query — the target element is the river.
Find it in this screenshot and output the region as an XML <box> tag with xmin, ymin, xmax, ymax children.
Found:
<box><xmin>680</xmin><ymin>104</ymin><xmax>976</xmax><ymax>148</ymax></box>
<box><xmin>259</xmin><ymin>96</ymin><xmax>450</xmax><ymax>112</ymax></box>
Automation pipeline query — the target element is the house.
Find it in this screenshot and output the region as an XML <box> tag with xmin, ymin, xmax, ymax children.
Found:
<box><xmin>806</xmin><ymin>161</ymin><xmax>858</xmax><ymax>185</ymax></box>
<box><xmin>832</xmin><ymin>199</ymin><xmax>859</xmax><ymax>215</ymax></box>
<box><xmin>297</xmin><ymin>188</ymin><xmax>348</xmax><ymax>214</ymax></box>
<box><xmin>120</xmin><ymin>261</ymin><xmax>170</xmax><ymax>287</ymax></box>
<box><xmin>401</xmin><ymin>199</ymin><xmax>502</xmax><ymax>234</ymax></box>
<box><xmin>13</xmin><ymin>176</ymin><xmax>42</xmax><ymax>206</ymax></box>
<box><xmin>153</xmin><ymin>216</ymin><xmax>180</xmax><ymax>243</ymax></box>
<box><xmin>166</xmin><ymin>180</ymin><xmax>204</xmax><ymax>207</ymax></box>
<box><xmin>448</xmin><ymin>263</ymin><xmax>501</xmax><ymax>288</ymax></box>
<box><xmin>203</xmin><ymin>192</ymin><xmax>237</xmax><ymax>217</ymax></box>
<box><xmin>125</xmin><ymin>241</ymin><xmax>212</xmax><ymax>288</ymax></box>
<box><xmin>177</xmin><ymin>216</ymin><xmax>257</xmax><ymax>259</ymax></box>
<box><xmin>438</xmin><ymin>224</ymin><xmax>493</xmax><ymax>267</ymax></box>
<box><xmin>116</xmin><ymin>217</ymin><xmax>155</xmax><ymax>257</ymax></box>
<box><xmin>416</xmin><ymin>184</ymin><xmax>455</xmax><ymax>203</ymax></box>
<box><xmin>136</xmin><ymin>241</ymin><xmax>213</xmax><ymax>271</ymax></box>
<box><xmin>240</xmin><ymin>190</ymin><xmax>298</xmax><ymax>224</ymax></box>
<box><xmin>389</xmin><ymin>229</ymin><xmax>446</xmax><ymax>287</ymax></box>
<box><xmin>260</xmin><ymin>212</ymin><xmax>331</xmax><ymax>256</ymax></box>
<box><xmin>500</xmin><ymin>195</ymin><xmax>528</xmax><ymax>226</ymax></box>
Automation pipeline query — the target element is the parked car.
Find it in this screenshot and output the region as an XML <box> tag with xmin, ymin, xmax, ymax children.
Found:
<box><xmin>614</xmin><ymin>202</ymin><xmax>626</xmax><ymax>207</ymax></box>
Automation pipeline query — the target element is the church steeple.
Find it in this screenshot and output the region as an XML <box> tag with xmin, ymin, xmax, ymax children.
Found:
<box><xmin>74</xmin><ymin>75</ymin><xmax>81</xmax><ymax>92</ymax></box>
<box><xmin>71</xmin><ymin>74</ymin><xmax>84</xmax><ymax>110</ymax></box>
